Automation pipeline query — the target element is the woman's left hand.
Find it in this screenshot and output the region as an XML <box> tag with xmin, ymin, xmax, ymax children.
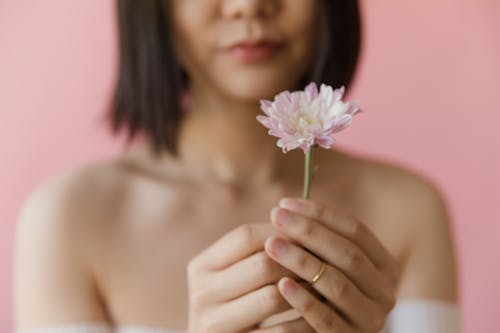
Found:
<box><xmin>264</xmin><ymin>197</ymin><xmax>401</xmax><ymax>333</ymax></box>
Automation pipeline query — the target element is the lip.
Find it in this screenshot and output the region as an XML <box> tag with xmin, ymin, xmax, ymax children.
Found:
<box><xmin>226</xmin><ymin>40</ymin><xmax>283</xmax><ymax>63</ymax></box>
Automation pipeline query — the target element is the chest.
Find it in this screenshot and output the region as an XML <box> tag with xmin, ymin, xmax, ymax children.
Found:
<box><xmin>94</xmin><ymin>182</ymin><xmax>403</xmax><ymax>329</ymax></box>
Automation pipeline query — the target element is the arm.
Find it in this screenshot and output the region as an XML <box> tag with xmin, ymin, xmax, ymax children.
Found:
<box><xmin>397</xmin><ymin>182</ymin><xmax>460</xmax><ymax>302</ymax></box>
<box><xmin>13</xmin><ymin>172</ymin><xmax>109</xmax><ymax>331</ymax></box>
<box><xmin>387</xmin><ymin>181</ymin><xmax>462</xmax><ymax>332</ymax></box>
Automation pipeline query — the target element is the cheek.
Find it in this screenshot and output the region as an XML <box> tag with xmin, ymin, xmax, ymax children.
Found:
<box><xmin>169</xmin><ymin>2</ymin><xmax>213</xmax><ymax>73</ymax></box>
<box><xmin>173</xmin><ymin>30</ymin><xmax>210</xmax><ymax>76</ymax></box>
<box><xmin>283</xmin><ymin>0</ymin><xmax>320</xmax><ymax>59</ymax></box>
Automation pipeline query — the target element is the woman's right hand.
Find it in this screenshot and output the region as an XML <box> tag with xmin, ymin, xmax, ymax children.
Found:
<box><xmin>186</xmin><ymin>223</ymin><xmax>313</xmax><ymax>333</ymax></box>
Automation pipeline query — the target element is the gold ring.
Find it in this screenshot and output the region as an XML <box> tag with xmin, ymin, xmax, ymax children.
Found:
<box><xmin>311</xmin><ymin>261</ymin><xmax>327</xmax><ymax>284</ymax></box>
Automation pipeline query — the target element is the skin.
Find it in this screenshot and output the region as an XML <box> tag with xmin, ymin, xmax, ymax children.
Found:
<box><xmin>14</xmin><ymin>0</ymin><xmax>459</xmax><ymax>332</ymax></box>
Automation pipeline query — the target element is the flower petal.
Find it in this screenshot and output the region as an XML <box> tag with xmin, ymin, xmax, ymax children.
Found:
<box><xmin>345</xmin><ymin>100</ymin><xmax>360</xmax><ymax>116</ymax></box>
<box><xmin>331</xmin><ymin>114</ymin><xmax>353</xmax><ymax>133</ymax></box>
<box><xmin>315</xmin><ymin>135</ymin><xmax>335</xmax><ymax>149</ymax></box>
<box><xmin>260</xmin><ymin>99</ymin><xmax>273</xmax><ymax>116</ymax></box>
<box><xmin>277</xmin><ymin>137</ymin><xmax>301</xmax><ymax>153</ymax></box>
<box><xmin>305</xmin><ymin>82</ymin><xmax>318</xmax><ymax>102</ymax></box>
<box><xmin>269</xmin><ymin>128</ymin><xmax>287</xmax><ymax>138</ymax></box>
<box><xmin>256</xmin><ymin>115</ymin><xmax>271</xmax><ymax>128</ymax></box>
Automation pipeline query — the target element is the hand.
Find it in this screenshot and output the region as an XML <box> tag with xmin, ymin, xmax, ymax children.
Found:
<box><xmin>263</xmin><ymin>198</ymin><xmax>401</xmax><ymax>333</ymax></box>
<box><xmin>186</xmin><ymin>223</ymin><xmax>315</xmax><ymax>333</ymax></box>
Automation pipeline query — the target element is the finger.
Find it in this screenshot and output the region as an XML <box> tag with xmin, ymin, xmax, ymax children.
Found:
<box><xmin>279</xmin><ymin>198</ymin><xmax>399</xmax><ymax>275</ymax></box>
<box><xmin>211</xmin><ymin>250</ymin><xmax>301</xmax><ymax>301</ymax></box>
<box><xmin>250</xmin><ymin>318</ymin><xmax>314</xmax><ymax>333</ymax></box>
<box><xmin>259</xmin><ymin>308</ymin><xmax>302</xmax><ymax>328</ymax></box>
<box><xmin>212</xmin><ymin>284</ymin><xmax>292</xmax><ymax>332</ymax></box>
<box><xmin>277</xmin><ymin>277</ymin><xmax>353</xmax><ymax>333</ymax></box>
<box><xmin>271</xmin><ymin>207</ymin><xmax>392</xmax><ymax>301</ymax></box>
<box><xmin>191</xmin><ymin>223</ymin><xmax>277</xmax><ymax>271</ymax></box>
<box><xmin>265</xmin><ymin>236</ymin><xmax>381</xmax><ymax>328</ymax></box>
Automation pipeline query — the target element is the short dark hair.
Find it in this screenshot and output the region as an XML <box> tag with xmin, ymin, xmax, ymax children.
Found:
<box><xmin>107</xmin><ymin>0</ymin><xmax>362</xmax><ymax>157</ymax></box>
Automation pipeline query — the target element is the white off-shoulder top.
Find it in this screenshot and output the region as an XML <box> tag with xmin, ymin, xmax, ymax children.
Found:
<box><xmin>14</xmin><ymin>299</ymin><xmax>462</xmax><ymax>333</ymax></box>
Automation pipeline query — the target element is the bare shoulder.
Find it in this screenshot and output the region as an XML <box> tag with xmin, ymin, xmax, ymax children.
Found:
<box><xmin>13</xmin><ymin>160</ymin><xmax>127</xmax><ymax>328</ymax></box>
<box><xmin>351</xmin><ymin>153</ymin><xmax>460</xmax><ymax>303</ymax></box>
<box><xmin>17</xmin><ymin>159</ymin><xmax>128</xmax><ymax>237</ymax></box>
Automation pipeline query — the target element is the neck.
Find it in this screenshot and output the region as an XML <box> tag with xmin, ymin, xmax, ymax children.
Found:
<box><xmin>177</xmin><ymin>83</ymin><xmax>299</xmax><ymax>188</ymax></box>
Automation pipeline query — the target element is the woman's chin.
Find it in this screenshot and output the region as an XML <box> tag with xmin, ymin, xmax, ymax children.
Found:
<box><xmin>216</xmin><ymin>75</ymin><xmax>303</xmax><ymax>102</ymax></box>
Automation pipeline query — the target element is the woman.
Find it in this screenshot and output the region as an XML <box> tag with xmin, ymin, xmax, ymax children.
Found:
<box><xmin>13</xmin><ymin>0</ymin><xmax>461</xmax><ymax>332</ymax></box>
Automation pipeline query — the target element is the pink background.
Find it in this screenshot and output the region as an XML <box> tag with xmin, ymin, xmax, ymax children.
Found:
<box><xmin>1</xmin><ymin>0</ymin><xmax>499</xmax><ymax>332</ymax></box>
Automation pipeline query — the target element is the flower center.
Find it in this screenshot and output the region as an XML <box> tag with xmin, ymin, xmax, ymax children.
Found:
<box><xmin>290</xmin><ymin>112</ymin><xmax>321</xmax><ymax>139</ymax></box>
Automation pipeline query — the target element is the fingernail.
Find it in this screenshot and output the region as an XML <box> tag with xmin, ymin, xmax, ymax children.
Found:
<box><xmin>269</xmin><ymin>237</ymin><xmax>287</xmax><ymax>256</ymax></box>
<box><xmin>270</xmin><ymin>206</ymin><xmax>279</xmax><ymax>221</ymax></box>
<box><xmin>277</xmin><ymin>209</ymin><xmax>293</xmax><ymax>226</ymax></box>
<box><xmin>279</xmin><ymin>197</ymin><xmax>297</xmax><ymax>208</ymax></box>
<box><xmin>279</xmin><ymin>197</ymin><xmax>308</xmax><ymax>212</ymax></box>
<box><xmin>280</xmin><ymin>277</ymin><xmax>297</xmax><ymax>296</ymax></box>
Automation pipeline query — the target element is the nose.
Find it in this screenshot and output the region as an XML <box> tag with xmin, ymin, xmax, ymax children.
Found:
<box><xmin>222</xmin><ymin>0</ymin><xmax>278</xmax><ymax>20</ymax></box>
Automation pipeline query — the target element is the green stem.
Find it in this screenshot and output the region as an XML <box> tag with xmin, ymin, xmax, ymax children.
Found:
<box><xmin>302</xmin><ymin>149</ymin><xmax>313</xmax><ymax>199</ymax></box>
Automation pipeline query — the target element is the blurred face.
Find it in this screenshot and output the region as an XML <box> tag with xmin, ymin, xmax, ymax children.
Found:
<box><xmin>168</xmin><ymin>0</ymin><xmax>320</xmax><ymax>101</ymax></box>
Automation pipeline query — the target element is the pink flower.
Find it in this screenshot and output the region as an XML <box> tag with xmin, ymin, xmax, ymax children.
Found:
<box><xmin>257</xmin><ymin>82</ymin><xmax>362</xmax><ymax>154</ymax></box>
